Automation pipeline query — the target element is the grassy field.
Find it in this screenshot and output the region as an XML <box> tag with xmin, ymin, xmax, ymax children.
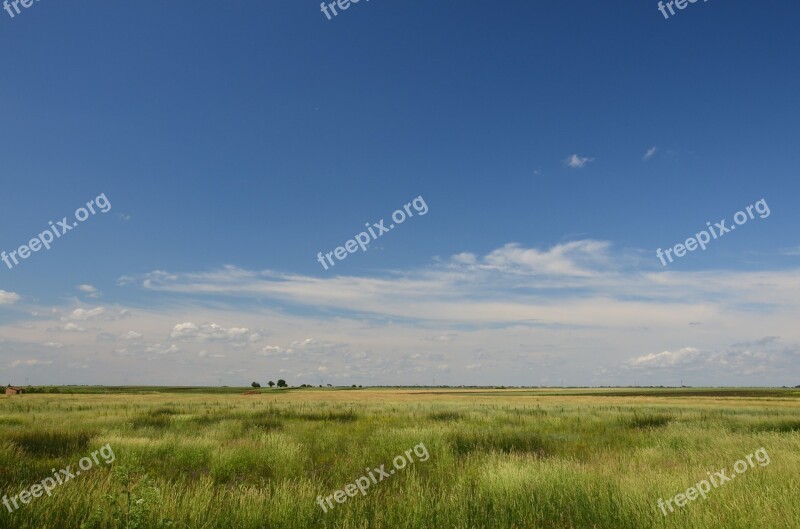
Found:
<box><xmin>1</xmin><ymin>388</ymin><xmax>799</xmax><ymax>528</ymax></box>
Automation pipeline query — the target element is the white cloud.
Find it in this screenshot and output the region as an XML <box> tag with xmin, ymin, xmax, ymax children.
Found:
<box><xmin>198</xmin><ymin>350</ymin><xmax>225</xmax><ymax>358</ymax></box>
<box><xmin>480</xmin><ymin>241</ymin><xmax>610</xmax><ymax>276</ymax></box>
<box><xmin>43</xmin><ymin>342</ymin><xmax>64</xmax><ymax>349</ymax></box>
<box><xmin>566</xmin><ymin>154</ymin><xmax>594</xmax><ymax>168</ymax></box>
<box><xmin>430</xmin><ymin>333</ymin><xmax>457</xmax><ymax>342</ymax></box>
<box><xmin>58</xmin><ymin>306</ymin><xmax>129</xmax><ymax>323</ymax></box>
<box><xmin>0</xmin><ymin>290</ymin><xmax>20</xmax><ymax>305</ymax></box>
<box><xmin>132</xmin><ymin>249</ymin><xmax>800</xmax><ymax>331</ymax></box>
<box><xmin>64</xmin><ymin>307</ymin><xmax>106</xmax><ymax>321</ymax></box>
<box><xmin>644</xmin><ymin>146</ymin><xmax>657</xmax><ymax>160</ymax></box>
<box><xmin>627</xmin><ymin>347</ymin><xmax>701</xmax><ymax>367</ymax></box>
<box><xmin>145</xmin><ymin>343</ymin><xmax>180</xmax><ymax>355</ymax></box>
<box><xmin>169</xmin><ymin>322</ymin><xmax>257</xmax><ymax>347</ymax></box>
<box><xmin>259</xmin><ymin>338</ymin><xmax>341</xmax><ymax>360</ymax></box>
<box><xmin>260</xmin><ymin>338</ymin><xmax>313</xmax><ymax>356</ymax></box>
<box><xmin>76</xmin><ymin>284</ymin><xmax>100</xmax><ymax>298</ymax></box>
<box><xmin>622</xmin><ymin>340</ymin><xmax>793</xmax><ymax>380</ymax></box>
<box><xmin>10</xmin><ymin>359</ymin><xmax>53</xmax><ymax>368</ymax></box>
<box><xmin>4</xmin><ymin>240</ymin><xmax>800</xmax><ymax>386</ymax></box>
<box><xmin>63</xmin><ymin>323</ymin><xmax>86</xmax><ymax>333</ymax></box>
<box><xmin>451</xmin><ymin>252</ymin><xmax>477</xmax><ymax>265</ymax></box>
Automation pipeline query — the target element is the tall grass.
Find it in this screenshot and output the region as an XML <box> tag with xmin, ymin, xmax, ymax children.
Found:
<box><xmin>0</xmin><ymin>390</ymin><xmax>798</xmax><ymax>528</ymax></box>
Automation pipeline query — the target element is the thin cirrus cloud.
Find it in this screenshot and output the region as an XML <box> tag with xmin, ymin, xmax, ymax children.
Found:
<box><xmin>643</xmin><ymin>146</ymin><xmax>657</xmax><ymax>160</ymax></box>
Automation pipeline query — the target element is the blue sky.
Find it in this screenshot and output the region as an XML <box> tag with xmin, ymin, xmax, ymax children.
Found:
<box><xmin>1</xmin><ymin>0</ymin><xmax>798</xmax><ymax>386</ymax></box>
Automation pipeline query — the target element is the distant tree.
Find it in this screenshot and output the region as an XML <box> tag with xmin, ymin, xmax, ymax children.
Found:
<box><xmin>251</xmin><ymin>382</ymin><xmax>261</xmax><ymax>388</ymax></box>
<box><xmin>268</xmin><ymin>381</ymin><xmax>275</xmax><ymax>388</ymax></box>
<box><xmin>277</xmin><ymin>379</ymin><xmax>287</xmax><ymax>388</ymax></box>
<box><xmin>351</xmin><ymin>384</ymin><xmax>357</xmax><ymax>388</ymax></box>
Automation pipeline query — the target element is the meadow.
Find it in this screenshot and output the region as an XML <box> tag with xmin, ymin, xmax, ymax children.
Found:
<box><xmin>1</xmin><ymin>387</ymin><xmax>799</xmax><ymax>529</ymax></box>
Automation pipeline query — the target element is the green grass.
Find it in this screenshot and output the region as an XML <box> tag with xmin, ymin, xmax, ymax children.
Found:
<box><xmin>1</xmin><ymin>388</ymin><xmax>799</xmax><ymax>528</ymax></box>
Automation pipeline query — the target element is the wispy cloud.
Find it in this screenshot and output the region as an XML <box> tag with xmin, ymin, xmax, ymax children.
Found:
<box><xmin>643</xmin><ymin>146</ymin><xmax>657</xmax><ymax>160</ymax></box>
<box><xmin>10</xmin><ymin>359</ymin><xmax>53</xmax><ymax>368</ymax></box>
<box><xmin>3</xmin><ymin>241</ymin><xmax>800</xmax><ymax>386</ymax></box>
<box><xmin>479</xmin><ymin>240</ymin><xmax>611</xmax><ymax>277</ymax></box>
<box><xmin>627</xmin><ymin>346</ymin><xmax>701</xmax><ymax>368</ymax></box>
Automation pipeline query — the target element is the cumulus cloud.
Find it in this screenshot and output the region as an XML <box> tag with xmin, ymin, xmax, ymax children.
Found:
<box><xmin>62</xmin><ymin>323</ymin><xmax>86</xmax><ymax>333</ymax></box>
<box><xmin>260</xmin><ymin>338</ymin><xmax>314</xmax><ymax>356</ymax></box>
<box><xmin>169</xmin><ymin>322</ymin><xmax>258</xmax><ymax>347</ymax></box>
<box><xmin>76</xmin><ymin>284</ymin><xmax>100</xmax><ymax>298</ymax></box>
<box><xmin>64</xmin><ymin>307</ymin><xmax>106</xmax><ymax>321</ymax></box>
<box><xmin>60</xmin><ymin>306</ymin><xmax>129</xmax><ymax>322</ymax></box>
<box><xmin>0</xmin><ymin>290</ymin><xmax>20</xmax><ymax>305</ymax></box>
<box><xmin>566</xmin><ymin>154</ymin><xmax>594</xmax><ymax>168</ymax></box>
<box><xmin>145</xmin><ymin>343</ymin><xmax>180</xmax><ymax>355</ymax></box>
<box><xmin>198</xmin><ymin>350</ymin><xmax>226</xmax><ymax>358</ymax></box>
<box><xmin>259</xmin><ymin>338</ymin><xmax>345</xmax><ymax>361</ymax></box>
<box><xmin>623</xmin><ymin>339</ymin><xmax>796</xmax><ymax>380</ymax></box>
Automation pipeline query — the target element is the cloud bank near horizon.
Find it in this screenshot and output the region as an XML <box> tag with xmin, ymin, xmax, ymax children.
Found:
<box><xmin>1</xmin><ymin>240</ymin><xmax>799</xmax><ymax>387</ymax></box>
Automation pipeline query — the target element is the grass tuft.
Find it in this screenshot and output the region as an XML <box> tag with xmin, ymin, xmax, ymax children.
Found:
<box><xmin>8</xmin><ymin>429</ymin><xmax>94</xmax><ymax>458</ymax></box>
<box><xmin>621</xmin><ymin>413</ymin><xmax>674</xmax><ymax>430</ymax></box>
